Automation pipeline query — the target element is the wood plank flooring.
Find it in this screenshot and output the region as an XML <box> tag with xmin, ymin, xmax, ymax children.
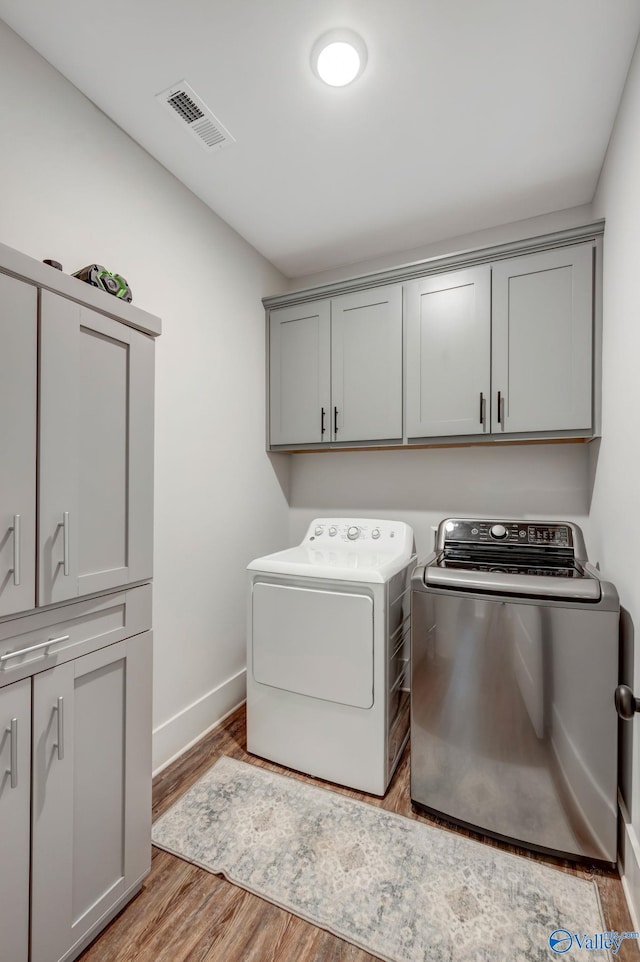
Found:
<box><xmin>78</xmin><ymin>704</ymin><xmax>640</xmax><ymax>962</ymax></box>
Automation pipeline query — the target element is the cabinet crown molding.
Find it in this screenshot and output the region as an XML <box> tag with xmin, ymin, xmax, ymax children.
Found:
<box><xmin>0</xmin><ymin>241</ymin><xmax>162</xmax><ymax>337</ymax></box>
<box><xmin>263</xmin><ymin>220</ymin><xmax>605</xmax><ymax>311</ymax></box>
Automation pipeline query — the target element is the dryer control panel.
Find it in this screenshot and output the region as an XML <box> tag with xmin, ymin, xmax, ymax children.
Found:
<box><xmin>304</xmin><ymin>518</ymin><xmax>414</xmax><ymax>555</ymax></box>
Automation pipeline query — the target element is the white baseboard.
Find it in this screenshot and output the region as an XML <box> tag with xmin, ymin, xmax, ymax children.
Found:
<box><xmin>152</xmin><ymin>668</ymin><xmax>246</xmax><ymax>775</ymax></box>
<box><xmin>617</xmin><ymin>791</ymin><xmax>640</xmax><ymax>932</ymax></box>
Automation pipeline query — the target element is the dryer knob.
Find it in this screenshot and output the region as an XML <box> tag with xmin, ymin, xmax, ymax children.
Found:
<box><xmin>490</xmin><ymin>524</ymin><xmax>508</xmax><ymax>540</ymax></box>
<box><xmin>372</xmin><ymin>528</ymin><xmax>381</xmax><ymax>539</ymax></box>
<box><xmin>314</xmin><ymin>526</ymin><xmax>324</xmax><ymax>536</ymax></box>
<box><xmin>347</xmin><ymin>526</ymin><xmax>360</xmax><ymax>541</ymax></box>
<box><xmin>329</xmin><ymin>526</ymin><xmax>337</xmax><ymax>536</ymax></box>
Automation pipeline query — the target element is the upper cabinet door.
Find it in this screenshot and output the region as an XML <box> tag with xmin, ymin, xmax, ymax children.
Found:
<box><xmin>0</xmin><ymin>275</ymin><xmax>37</xmax><ymax>617</ymax></box>
<box><xmin>405</xmin><ymin>267</ymin><xmax>491</xmax><ymax>438</ymax></box>
<box><xmin>331</xmin><ymin>285</ymin><xmax>403</xmax><ymax>443</ymax></box>
<box><xmin>39</xmin><ymin>292</ymin><xmax>155</xmax><ymax>606</ymax></box>
<box><xmin>269</xmin><ymin>300</ymin><xmax>331</xmax><ymax>445</ymax></box>
<box><xmin>491</xmin><ymin>244</ymin><xmax>593</xmax><ymax>434</ymax></box>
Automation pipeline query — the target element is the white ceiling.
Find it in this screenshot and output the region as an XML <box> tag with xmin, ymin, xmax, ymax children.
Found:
<box><xmin>1</xmin><ymin>1</ymin><xmax>640</xmax><ymax>278</ymax></box>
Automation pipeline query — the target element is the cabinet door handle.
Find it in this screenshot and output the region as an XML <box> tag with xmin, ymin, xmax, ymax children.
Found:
<box><xmin>334</xmin><ymin>406</ymin><xmax>338</xmax><ymax>435</ymax></box>
<box><xmin>497</xmin><ymin>391</ymin><xmax>505</xmax><ymax>430</ymax></box>
<box><xmin>60</xmin><ymin>511</ymin><xmax>70</xmax><ymax>576</ymax></box>
<box><xmin>6</xmin><ymin>717</ymin><xmax>18</xmax><ymax>789</ymax></box>
<box><xmin>10</xmin><ymin>514</ymin><xmax>20</xmax><ymax>586</ymax></box>
<box><xmin>54</xmin><ymin>696</ymin><xmax>64</xmax><ymax>761</ymax></box>
<box><xmin>615</xmin><ymin>685</ymin><xmax>640</xmax><ymax>719</ymax></box>
<box><xmin>321</xmin><ymin>407</ymin><xmax>326</xmax><ymax>435</ymax></box>
<box><xmin>479</xmin><ymin>393</ymin><xmax>486</xmax><ymax>427</ymax></box>
<box><xmin>0</xmin><ymin>634</ymin><xmax>70</xmax><ymax>663</ymax></box>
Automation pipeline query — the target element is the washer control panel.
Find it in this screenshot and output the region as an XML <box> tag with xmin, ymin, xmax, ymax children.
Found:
<box><xmin>441</xmin><ymin>519</ymin><xmax>572</xmax><ymax>548</ymax></box>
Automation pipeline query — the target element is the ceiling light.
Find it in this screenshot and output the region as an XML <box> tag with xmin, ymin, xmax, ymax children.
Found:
<box><xmin>311</xmin><ymin>30</ymin><xmax>367</xmax><ymax>87</ymax></box>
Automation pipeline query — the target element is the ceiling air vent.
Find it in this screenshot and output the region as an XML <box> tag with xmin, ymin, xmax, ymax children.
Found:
<box><xmin>156</xmin><ymin>80</ymin><xmax>235</xmax><ymax>153</ymax></box>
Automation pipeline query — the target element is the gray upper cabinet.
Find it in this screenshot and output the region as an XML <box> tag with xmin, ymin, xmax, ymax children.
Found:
<box><xmin>405</xmin><ymin>268</ymin><xmax>491</xmax><ymax>438</ymax></box>
<box><xmin>491</xmin><ymin>244</ymin><xmax>593</xmax><ymax>434</ymax></box>
<box><xmin>269</xmin><ymin>285</ymin><xmax>403</xmax><ymax>446</ymax></box>
<box><xmin>0</xmin><ymin>678</ymin><xmax>31</xmax><ymax>962</ymax></box>
<box><xmin>331</xmin><ymin>285</ymin><xmax>403</xmax><ymax>443</ymax></box>
<box><xmin>0</xmin><ymin>275</ymin><xmax>37</xmax><ymax>617</ymax></box>
<box><xmin>39</xmin><ymin>291</ymin><xmax>155</xmax><ymax>607</ymax></box>
<box><xmin>265</xmin><ymin>225</ymin><xmax>601</xmax><ymax>450</ymax></box>
<box><xmin>269</xmin><ymin>300</ymin><xmax>331</xmax><ymax>446</ymax></box>
<box><xmin>406</xmin><ymin>244</ymin><xmax>594</xmax><ymax>440</ymax></box>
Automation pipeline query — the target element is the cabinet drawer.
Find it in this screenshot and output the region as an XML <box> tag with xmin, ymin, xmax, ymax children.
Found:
<box><xmin>0</xmin><ymin>585</ymin><xmax>151</xmax><ymax>687</ymax></box>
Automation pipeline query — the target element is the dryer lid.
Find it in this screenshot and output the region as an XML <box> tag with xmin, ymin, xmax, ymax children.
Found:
<box><xmin>248</xmin><ymin>518</ymin><xmax>415</xmax><ymax>584</ymax></box>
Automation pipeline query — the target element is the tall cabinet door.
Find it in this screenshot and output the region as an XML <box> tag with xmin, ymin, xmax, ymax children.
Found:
<box><xmin>491</xmin><ymin>244</ymin><xmax>593</xmax><ymax>434</ymax></box>
<box><xmin>0</xmin><ymin>274</ymin><xmax>36</xmax><ymax>616</ymax></box>
<box><xmin>0</xmin><ymin>678</ymin><xmax>31</xmax><ymax>962</ymax></box>
<box><xmin>331</xmin><ymin>285</ymin><xmax>403</xmax><ymax>442</ymax></box>
<box><xmin>31</xmin><ymin>633</ymin><xmax>152</xmax><ymax>962</ymax></box>
<box><xmin>39</xmin><ymin>292</ymin><xmax>155</xmax><ymax>606</ymax></box>
<box><xmin>269</xmin><ymin>300</ymin><xmax>331</xmax><ymax>445</ymax></box>
<box><xmin>405</xmin><ymin>268</ymin><xmax>491</xmax><ymax>438</ymax></box>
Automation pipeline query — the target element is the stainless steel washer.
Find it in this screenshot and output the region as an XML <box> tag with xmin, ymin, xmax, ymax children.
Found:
<box><xmin>410</xmin><ymin>517</ymin><xmax>619</xmax><ymax>866</ymax></box>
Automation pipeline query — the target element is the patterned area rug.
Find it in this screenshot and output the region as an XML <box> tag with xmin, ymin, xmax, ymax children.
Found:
<box><xmin>152</xmin><ymin>756</ymin><xmax>609</xmax><ymax>962</ymax></box>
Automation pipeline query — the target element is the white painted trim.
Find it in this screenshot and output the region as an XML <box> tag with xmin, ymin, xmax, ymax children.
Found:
<box><xmin>621</xmin><ymin>874</ymin><xmax>640</xmax><ymax>935</ymax></box>
<box><xmin>617</xmin><ymin>790</ymin><xmax>640</xmax><ymax>933</ymax></box>
<box><xmin>152</xmin><ymin>668</ymin><xmax>246</xmax><ymax>774</ymax></box>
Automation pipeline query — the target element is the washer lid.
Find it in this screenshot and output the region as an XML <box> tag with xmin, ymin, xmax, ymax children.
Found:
<box><xmin>424</xmin><ymin>564</ymin><xmax>602</xmax><ymax>601</ymax></box>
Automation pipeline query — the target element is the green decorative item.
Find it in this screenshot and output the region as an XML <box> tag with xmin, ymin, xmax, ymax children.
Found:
<box><xmin>73</xmin><ymin>264</ymin><xmax>132</xmax><ymax>303</ymax></box>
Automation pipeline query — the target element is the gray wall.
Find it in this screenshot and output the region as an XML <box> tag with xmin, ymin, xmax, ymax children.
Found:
<box><xmin>289</xmin><ymin>444</ymin><xmax>592</xmax><ymax>560</ymax></box>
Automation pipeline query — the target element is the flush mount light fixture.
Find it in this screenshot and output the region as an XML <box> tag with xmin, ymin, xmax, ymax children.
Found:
<box><xmin>311</xmin><ymin>30</ymin><xmax>368</xmax><ymax>87</ymax></box>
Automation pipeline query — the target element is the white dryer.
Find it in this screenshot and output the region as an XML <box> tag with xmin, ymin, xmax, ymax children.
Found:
<box><xmin>247</xmin><ymin>518</ymin><xmax>416</xmax><ymax>795</ymax></box>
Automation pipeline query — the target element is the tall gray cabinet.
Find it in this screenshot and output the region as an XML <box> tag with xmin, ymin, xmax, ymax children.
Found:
<box><xmin>0</xmin><ymin>242</ymin><xmax>160</xmax><ymax>962</ymax></box>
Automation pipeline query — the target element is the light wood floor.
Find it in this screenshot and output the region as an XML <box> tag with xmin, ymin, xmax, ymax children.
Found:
<box><xmin>78</xmin><ymin>704</ymin><xmax>640</xmax><ymax>962</ymax></box>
